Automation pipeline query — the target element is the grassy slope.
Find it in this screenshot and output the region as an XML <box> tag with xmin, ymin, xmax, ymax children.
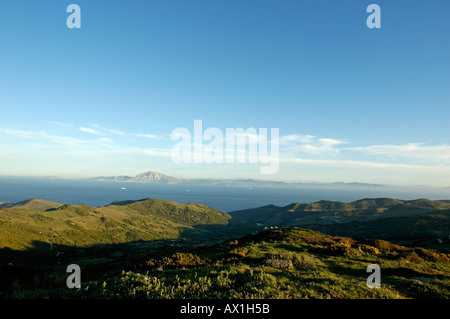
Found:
<box><xmin>1</xmin><ymin>197</ymin><xmax>449</xmax><ymax>299</ymax></box>
<box><xmin>23</xmin><ymin>228</ymin><xmax>450</xmax><ymax>299</ymax></box>
<box><xmin>2</xmin><ymin>197</ymin><xmax>449</xmax><ymax>252</ymax></box>
<box><xmin>0</xmin><ymin>198</ymin><xmax>230</xmax><ymax>250</ymax></box>
<box><xmin>0</xmin><ymin>198</ymin><xmax>62</xmax><ymax>211</ymax></box>
<box><xmin>313</xmin><ymin>209</ymin><xmax>450</xmax><ymax>242</ymax></box>
<box><xmin>230</xmin><ymin>198</ymin><xmax>450</xmax><ymax>222</ymax></box>
<box><xmin>228</xmin><ymin>198</ymin><xmax>450</xmax><ymax>244</ymax></box>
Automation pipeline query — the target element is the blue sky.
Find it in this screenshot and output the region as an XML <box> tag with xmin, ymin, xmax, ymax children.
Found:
<box><xmin>0</xmin><ymin>0</ymin><xmax>449</xmax><ymax>186</ymax></box>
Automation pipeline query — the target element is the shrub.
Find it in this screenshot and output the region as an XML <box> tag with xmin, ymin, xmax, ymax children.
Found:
<box><xmin>228</xmin><ymin>240</ymin><xmax>239</xmax><ymax>246</ymax></box>
<box><xmin>303</xmin><ymin>235</ymin><xmax>334</xmax><ymax>245</ymax></box>
<box><xmin>358</xmin><ymin>244</ymin><xmax>380</xmax><ymax>255</ymax></box>
<box><xmin>253</xmin><ymin>271</ymin><xmax>277</xmax><ymax>288</ymax></box>
<box><xmin>229</xmin><ymin>247</ymin><xmax>248</xmax><ymax>258</ymax></box>
<box><xmin>414</xmin><ymin>248</ymin><xmax>450</xmax><ymax>262</ymax></box>
<box><xmin>332</xmin><ymin>237</ymin><xmax>356</xmax><ymax>246</ymax></box>
<box><xmin>401</xmin><ymin>252</ymin><xmax>425</xmax><ymax>264</ymax></box>
<box><xmin>359</xmin><ymin>239</ymin><xmax>397</xmax><ymax>252</ymax></box>
<box><xmin>372</xmin><ymin>240</ymin><xmax>394</xmax><ymax>251</ymax></box>
<box><xmin>327</xmin><ymin>242</ymin><xmax>353</xmax><ymax>256</ymax></box>
<box><xmin>146</xmin><ymin>253</ymin><xmax>207</xmax><ymax>269</ymax></box>
<box><xmin>216</xmin><ymin>271</ymin><xmax>234</xmax><ymax>288</ymax></box>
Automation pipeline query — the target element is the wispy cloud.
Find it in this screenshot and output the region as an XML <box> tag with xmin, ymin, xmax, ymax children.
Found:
<box><xmin>0</xmin><ymin>128</ymin><xmax>112</xmax><ymax>148</ymax></box>
<box><xmin>280</xmin><ymin>134</ymin><xmax>347</xmax><ymax>155</ymax></box>
<box><xmin>4</xmin><ymin>124</ymin><xmax>450</xmax><ymax>186</ymax></box>
<box><xmin>279</xmin><ymin>156</ymin><xmax>449</xmax><ymax>170</ymax></box>
<box><xmin>109</xmin><ymin>129</ymin><xmax>126</xmax><ymax>136</ymax></box>
<box><xmin>0</xmin><ymin>128</ymin><xmax>36</xmax><ymax>139</ymax></box>
<box><xmin>349</xmin><ymin>143</ymin><xmax>450</xmax><ymax>162</ymax></box>
<box><xmin>47</xmin><ymin>121</ymin><xmax>74</xmax><ymax>129</ymax></box>
<box><xmin>79</xmin><ymin>127</ymin><xmax>104</xmax><ymax>135</ymax></box>
<box><xmin>136</xmin><ymin>133</ymin><xmax>159</xmax><ymax>139</ymax></box>
<box><xmin>280</xmin><ymin>134</ymin><xmax>315</xmax><ymax>144</ymax></box>
<box><xmin>82</xmin><ymin>124</ymin><xmax>164</xmax><ymax>140</ymax></box>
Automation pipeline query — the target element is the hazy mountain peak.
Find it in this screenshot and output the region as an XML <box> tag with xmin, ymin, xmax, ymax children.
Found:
<box><xmin>87</xmin><ymin>171</ymin><xmax>178</xmax><ymax>184</ymax></box>
<box><xmin>129</xmin><ymin>171</ymin><xmax>178</xmax><ymax>184</ymax></box>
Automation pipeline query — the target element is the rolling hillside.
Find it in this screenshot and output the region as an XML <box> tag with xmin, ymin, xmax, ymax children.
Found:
<box><xmin>1</xmin><ymin>197</ymin><xmax>450</xmax><ymax>299</ymax></box>
<box><xmin>314</xmin><ymin>209</ymin><xmax>450</xmax><ymax>243</ymax></box>
<box><xmin>2</xmin><ymin>197</ymin><xmax>449</xmax><ymax>252</ymax></box>
<box><xmin>0</xmin><ymin>198</ymin><xmax>62</xmax><ymax>211</ymax></box>
<box><xmin>0</xmin><ymin>198</ymin><xmax>230</xmax><ymax>251</ymax></box>
<box><xmin>228</xmin><ymin>198</ymin><xmax>450</xmax><ymax>245</ymax></box>
<box><xmin>15</xmin><ymin>227</ymin><xmax>450</xmax><ymax>299</ymax></box>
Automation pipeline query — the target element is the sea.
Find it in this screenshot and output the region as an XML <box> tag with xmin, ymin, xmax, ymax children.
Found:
<box><xmin>0</xmin><ymin>176</ymin><xmax>449</xmax><ymax>212</ymax></box>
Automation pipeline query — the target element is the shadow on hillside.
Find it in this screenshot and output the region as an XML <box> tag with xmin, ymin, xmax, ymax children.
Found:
<box><xmin>0</xmin><ymin>221</ymin><xmax>248</xmax><ymax>297</ymax></box>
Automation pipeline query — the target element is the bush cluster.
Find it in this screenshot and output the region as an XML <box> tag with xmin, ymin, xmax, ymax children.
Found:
<box><xmin>229</xmin><ymin>247</ymin><xmax>248</xmax><ymax>258</ymax></box>
<box><xmin>146</xmin><ymin>253</ymin><xmax>208</xmax><ymax>269</ymax></box>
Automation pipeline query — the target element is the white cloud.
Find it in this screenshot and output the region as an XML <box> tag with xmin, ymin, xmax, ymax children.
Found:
<box><xmin>79</xmin><ymin>127</ymin><xmax>104</xmax><ymax>135</ymax></box>
<box><xmin>0</xmin><ymin>128</ymin><xmax>36</xmax><ymax>139</ymax></box>
<box><xmin>48</xmin><ymin>121</ymin><xmax>74</xmax><ymax>128</ymax></box>
<box><xmin>280</xmin><ymin>134</ymin><xmax>315</xmax><ymax>144</ymax></box>
<box><xmin>279</xmin><ymin>156</ymin><xmax>448</xmax><ymax>170</ymax></box>
<box><xmin>0</xmin><ymin>128</ymin><xmax>112</xmax><ymax>148</ymax></box>
<box><xmin>280</xmin><ymin>134</ymin><xmax>346</xmax><ymax>155</ymax></box>
<box><xmin>3</xmin><ymin>125</ymin><xmax>450</xmax><ymax>186</ymax></box>
<box><xmin>137</xmin><ymin>133</ymin><xmax>159</xmax><ymax>139</ymax></box>
<box><xmin>109</xmin><ymin>129</ymin><xmax>126</xmax><ymax>136</ymax></box>
<box><xmin>349</xmin><ymin>143</ymin><xmax>450</xmax><ymax>161</ymax></box>
<box><xmin>83</xmin><ymin>124</ymin><xmax>164</xmax><ymax>140</ymax></box>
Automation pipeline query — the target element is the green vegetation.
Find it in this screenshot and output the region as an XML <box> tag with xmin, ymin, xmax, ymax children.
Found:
<box><xmin>313</xmin><ymin>209</ymin><xmax>450</xmax><ymax>245</ymax></box>
<box><xmin>1</xmin><ymin>197</ymin><xmax>449</xmax><ymax>299</ymax></box>
<box><xmin>0</xmin><ymin>198</ymin><xmax>62</xmax><ymax>211</ymax></box>
<box><xmin>10</xmin><ymin>228</ymin><xmax>450</xmax><ymax>299</ymax></box>
<box><xmin>229</xmin><ymin>198</ymin><xmax>450</xmax><ymax>247</ymax></box>
<box><xmin>0</xmin><ymin>198</ymin><xmax>230</xmax><ymax>251</ymax></box>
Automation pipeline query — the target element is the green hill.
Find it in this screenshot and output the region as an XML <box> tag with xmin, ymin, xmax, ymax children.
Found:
<box><xmin>108</xmin><ymin>198</ymin><xmax>229</xmax><ymax>225</ymax></box>
<box><xmin>0</xmin><ymin>198</ymin><xmax>62</xmax><ymax>211</ymax></box>
<box><xmin>2</xmin><ymin>197</ymin><xmax>448</xmax><ymax>252</ymax></box>
<box><xmin>229</xmin><ymin>198</ymin><xmax>450</xmax><ymax>245</ymax></box>
<box><xmin>0</xmin><ymin>198</ymin><xmax>230</xmax><ymax>251</ymax></box>
<box><xmin>314</xmin><ymin>209</ymin><xmax>450</xmax><ymax>243</ymax></box>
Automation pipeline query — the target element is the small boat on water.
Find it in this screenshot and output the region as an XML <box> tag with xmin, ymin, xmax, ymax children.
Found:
<box><xmin>121</xmin><ymin>187</ymin><xmax>126</xmax><ymax>190</ymax></box>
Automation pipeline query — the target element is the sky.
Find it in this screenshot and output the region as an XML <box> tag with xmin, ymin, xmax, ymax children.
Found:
<box><xmin>0</xmin><ymin>0</ymin><xmax>449</xmax><ymax>186</ymax></box>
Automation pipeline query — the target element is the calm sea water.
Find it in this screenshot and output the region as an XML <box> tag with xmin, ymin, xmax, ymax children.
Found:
<box><xmin>0</xmin><ymin>177</ymin><xmax>449</xmax><ymax>212</ymax></box>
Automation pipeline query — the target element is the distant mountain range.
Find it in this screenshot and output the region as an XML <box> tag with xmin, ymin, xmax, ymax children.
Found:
<box><xmin>88</xmin><ymin>171</ymin><xmax>178</xmax><ymax>184</ymax></box>
<box><xmin>87</xmin><ymin>170</ymin><xmax>382</xmax><ymax>188</ymax></box>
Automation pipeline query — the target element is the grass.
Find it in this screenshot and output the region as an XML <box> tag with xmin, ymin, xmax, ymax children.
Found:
<box><xmin>0</xmin><ymin>198</ymin><xmax>230</xmax><ymax>250</ymax></box>
<box><xmin>229</xmin><ymin>199</ymin><xmax>450</xmax><ymax>247</ymax></box>
<box><xmin>0</xmin><ymin>198</ymin><xmax>62</xmax><ymax>211</ymax></box>
<box><xmin>6</xmin><ymin>227</ymin><xmax>449</xmax><ymax>299</ymax></box>
<box><xmin>1</xmin><ymin>197</ymin><xmax>449</xmax><ymax>299</ymax></box>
